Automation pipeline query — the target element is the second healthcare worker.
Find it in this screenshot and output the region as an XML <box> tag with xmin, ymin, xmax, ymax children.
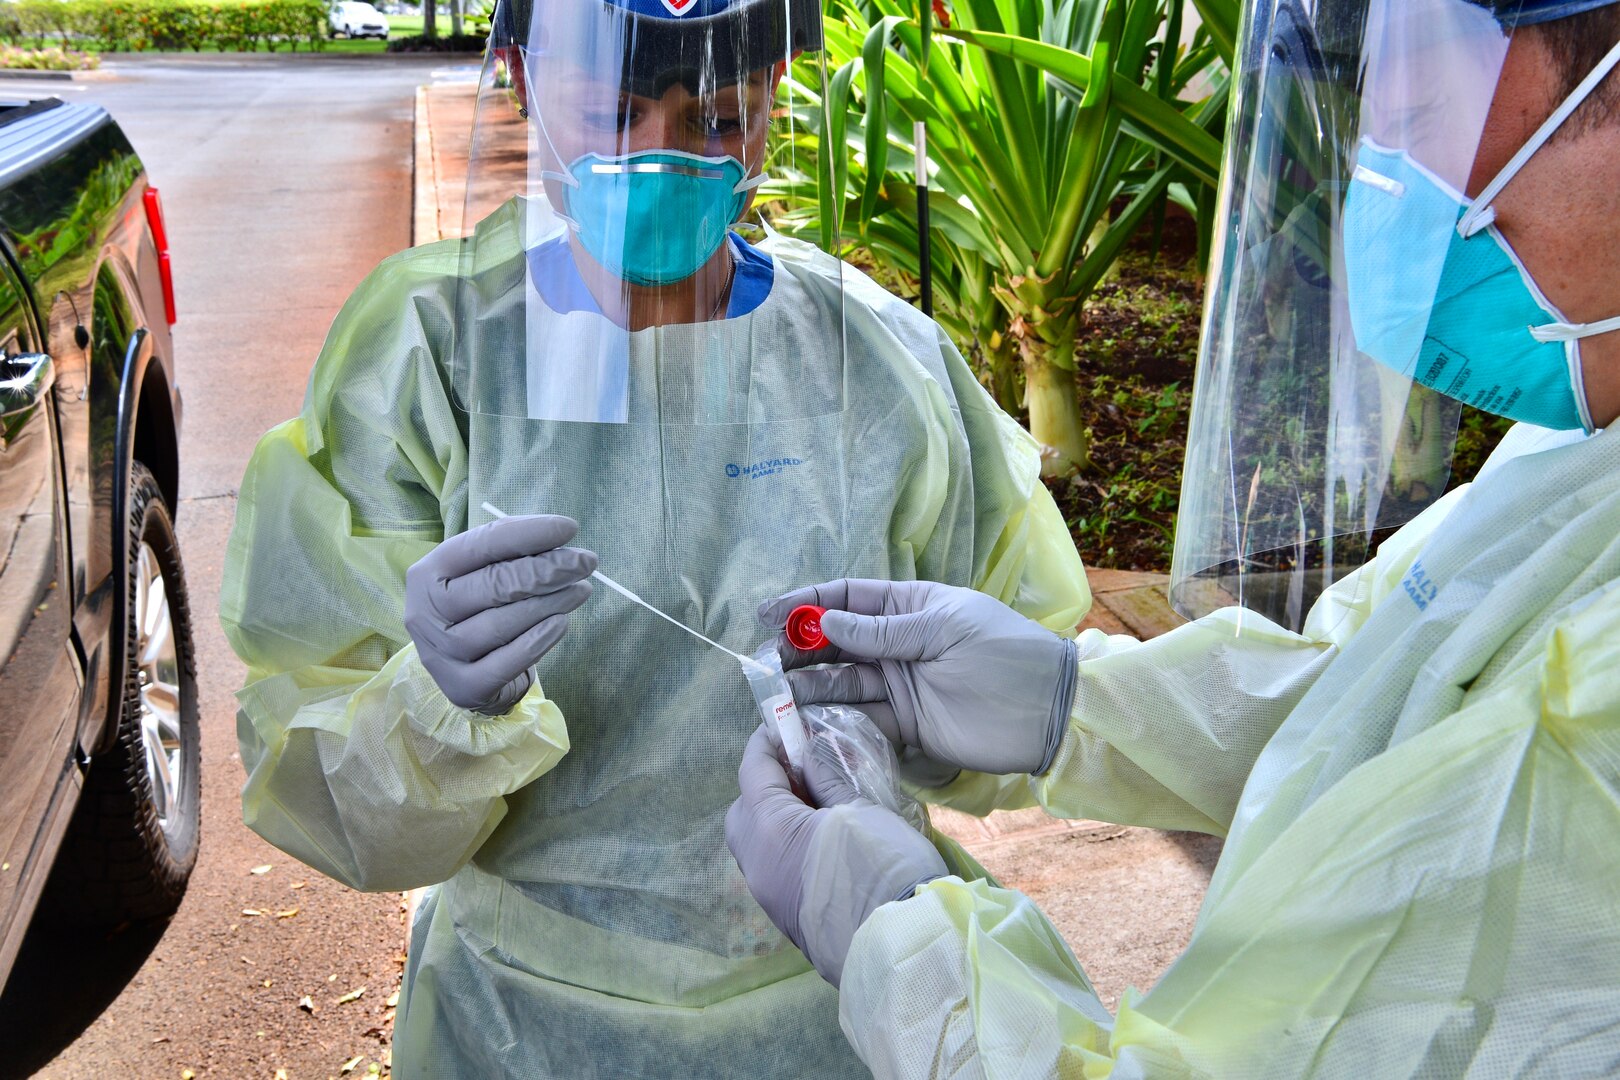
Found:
<box><xmin>729</xmin><ymin>0</ymin><xmax>1620</xmax><ymax>1075</ymax></box>
<box><xmin>219</xmin><ymin>0</ymin><xmax>1089</xmax><ymax>1074</ymax></box>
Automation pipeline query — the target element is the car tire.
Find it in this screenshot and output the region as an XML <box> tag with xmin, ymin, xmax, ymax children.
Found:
<box><xmin>44</xmin><ymin>460</ymin><xmax>200</xmax><ymax>925</ymax></box>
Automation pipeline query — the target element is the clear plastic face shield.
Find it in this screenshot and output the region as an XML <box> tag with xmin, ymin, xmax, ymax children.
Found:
<box><xmin>1170</xmin><ymin>0</ymin><xmax>1610</xmax><ymax>630</ymax></box>
<box><xmin>452</xmin><ymin>0</ymin><xmax>839</xmax><ymax>423</ymax></box>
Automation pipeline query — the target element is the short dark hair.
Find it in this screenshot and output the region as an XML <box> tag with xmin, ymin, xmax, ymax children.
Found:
<box><xmin>1530</xmin><ymin>6</ymin><xmax>1620</xmax><ymax>135</ymax></box>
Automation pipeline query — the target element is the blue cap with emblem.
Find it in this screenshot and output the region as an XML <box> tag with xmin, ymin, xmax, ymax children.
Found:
<box><xmin>1469</xmin><ymin>0</ymin><xmax>1620</xmax><ymax>23</ymax></box>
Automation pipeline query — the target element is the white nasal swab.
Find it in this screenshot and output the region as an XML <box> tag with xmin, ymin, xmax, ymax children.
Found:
<box><xmin>480</xmin><ymin>502</ymin><xmax>767</xmax><ymax>672</ymax></box>
<box><xmin>586</xmin><ymin>567</ymin><xmax>758</xmax><ymax>666</ymax></box>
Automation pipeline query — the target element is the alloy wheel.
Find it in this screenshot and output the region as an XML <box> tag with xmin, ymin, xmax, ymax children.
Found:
<box><xmin>134</xmin><ymin>540</ymin><xmax>185</xmax><ymax>833</ymax></box>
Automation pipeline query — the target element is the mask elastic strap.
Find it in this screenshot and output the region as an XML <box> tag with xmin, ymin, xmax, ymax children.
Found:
<box><xmin>518</xmin><ymin>46</ymin><xmax>587</xmax><ymax>192</ymax></box>
<box><xmin>1459</xmin><ymin>34</ymin><xmax>1620</xmax><ymax>239</ymax></box>
<box><xmin>1529</xmin><ymin>313</ymin><xmax>1620</xmax><ymax>342</ymax></box>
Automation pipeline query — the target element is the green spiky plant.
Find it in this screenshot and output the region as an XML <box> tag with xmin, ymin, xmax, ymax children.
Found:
<box><xmin>765</xmin><ymin>0</ymin><xmax>1237</xmax><ymax>473</ymax></box>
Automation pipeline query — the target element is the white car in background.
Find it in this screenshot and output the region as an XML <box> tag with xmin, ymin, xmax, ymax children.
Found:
<box><xmin>330</xmin><ymin>1</ymin><xmax>390</xmax><ymax>38</ymax></box>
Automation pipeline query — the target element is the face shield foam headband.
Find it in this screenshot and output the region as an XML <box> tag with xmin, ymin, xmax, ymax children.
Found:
<box><xmin>1342</xmin><ymin>34</ymin><xmax>1620</xmax><ymax>432</ymax></box>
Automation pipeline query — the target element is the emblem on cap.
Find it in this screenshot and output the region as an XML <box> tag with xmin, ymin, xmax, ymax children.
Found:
<box><xmin>659</xmin><ymin>0</ymin><xmax>697</xmax><ymax>14</ymax></box>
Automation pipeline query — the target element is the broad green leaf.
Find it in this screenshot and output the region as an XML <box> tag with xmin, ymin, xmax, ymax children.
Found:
<box><xmin>949</xmin><ymin>26</ymin><xmax>1222</xmax><ymax>184</ymax></box>
<box><xmin>825</xmin><ymin>57</ymin><xmax>860</xmax><ymax>245</ymax></box>
<box><xmin>1042</xmin><ymin>0</ymin><xmax>1121</xmax><ymax>278</ymax></box>
<box><xmin>918</xmin><ymin>0</ymin><xmax>932</xmax><ymax>74</ymax></box>
<box><xmin>1070</xmin><ymin>162</ymin><xmax>1175</xmax><ymax>297</ymax></box>
<box><xmin>860</xmin><ymin>16</ymin><xmax>908</xmax><ymax>223</ymax></box>
<box><xmin>1187</xmin><ymin>0</ymin><xmax>1237</xmax><ymax>68</ymax></box>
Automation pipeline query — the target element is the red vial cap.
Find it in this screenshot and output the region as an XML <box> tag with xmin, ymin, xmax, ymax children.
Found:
<box><xmin>785</xmin><ymin>605</ymin><xmax>829</xmax><ymax>651</ymax></box>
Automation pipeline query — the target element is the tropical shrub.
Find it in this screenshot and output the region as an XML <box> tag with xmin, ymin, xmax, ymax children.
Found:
<box><xmin>0</xmin><ymin>42</ymin><xmax>99</xmax><ymax>67</ymax></box>
<box><xmin>765</xmin><ymin>0</ymin><xmax>1236</xmax><ymax>472</ymax></box>
<box><xmin>386</xmin><ymin>30</ymin><xmax>484</xmax><ymax>50</ymax></box>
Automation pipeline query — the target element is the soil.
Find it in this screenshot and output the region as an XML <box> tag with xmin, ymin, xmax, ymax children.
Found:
<box><xmin>977</xmin><ymin>828</ymin><xmax>1223</xmax><ymax>1011</ymax></box>
<box><xmin>931</xmin><ymin>806</ymin><xmax>1223</xmax><ymax>1010</ymax></box>
<box><xmin>1045</xmin><ymin>221</ymin><xmax>1202</xmax><ymax>571</ymax></box>
<box><xmin>1035</xmin><ymin>216</ymin><xmax>1202</xmax><ymax>571</ymax></box>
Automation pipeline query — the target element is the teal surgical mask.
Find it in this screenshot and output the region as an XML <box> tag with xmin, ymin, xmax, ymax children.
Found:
<box><xmin>553</xmin><ymin>150</ymin><xmax>763</xmax><ymax>288</ymax></box>
<box><xmin>1342</xmin><ymin>40</ymin><xmax>1620</xmax><ymax>432</ymax></box>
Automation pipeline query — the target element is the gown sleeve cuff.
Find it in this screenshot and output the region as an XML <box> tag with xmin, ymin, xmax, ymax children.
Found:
<box><xmin>839</xmin><ymin>876</ymin><xmax>1114</xmax><ymax>1079</ymax></box>
<box><xmin>389</xmin><ymin>643</ymin><xmax>572</xmax><ymax>763</ymax></box>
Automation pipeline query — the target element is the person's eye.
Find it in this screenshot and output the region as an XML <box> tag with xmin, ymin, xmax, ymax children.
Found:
<box><xmin>701</xmin><ymin>115</ymin><xmax>744</xmax><ymax>137</ymax></box>
<box><xmin>583</xmin><ymin>107</ymin><xmax>635</xmax><ymax>131</ymax></box>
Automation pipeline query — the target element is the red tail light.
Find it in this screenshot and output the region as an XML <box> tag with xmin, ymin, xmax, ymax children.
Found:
<box><xmin>142</xmin><ymin>186</ymin><xmax>176</xmax><ymax>326</ymax></box>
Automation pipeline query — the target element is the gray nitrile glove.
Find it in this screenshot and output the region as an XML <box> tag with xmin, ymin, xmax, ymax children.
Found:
<box><xmin>725</xmin><ymin>725</ymin><xmax>946</xmax><ymax>987</ymax></box>
<box><xmin>760</xmin><ymin>579</ymin><xmax>1079</xmax><ymax>776</ymax></box>
<box><xmin>405</xmin><ymin>514</ymin><xmax>597</xmax><ymax>716</ymax></box>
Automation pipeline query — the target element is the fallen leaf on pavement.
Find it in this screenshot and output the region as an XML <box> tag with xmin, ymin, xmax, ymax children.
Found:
<box><xmin>276</xmin><ymin>908</ymin><xmax>300</xmax><ymax>919</ymax></box>
<box><xmin>367</xmin><ymin>1064</ymin><xmax>383</xmax><ymax>1077</ymax></box>
<box><xmin>298</xmin><ymin>995</ymin><xmax>316</xmax><ymax>1013</ymax></box>
<box><xmin>337</xmin><ymin>986</ymin><xmax>366</xmax><ymax>1004</ymax></box>
<box><xmin>386</xmin><ymin>990</ymin><xmax>400</xmax><ymax>1008</ymax></box>
<box><xmin>242</xmin><ymin>908</ymin><xmax>263</xmax><ymax>917</ymax></box>
<box><xmin>250</xmin><ymin>864</ymin><xmax>273</xmax><ymax>875</ymax></box>
<box><xmin>241</xmin><ymin>956</ymin><xmax>255</xmax><ymax>964</ymax></box>
<box><xmin>341</xmin><ymin>1055</ymin><xmax>364</xmax><ymax>1074</ymax></box>
<box><xmin>262</xmin><ymin>979</ymin><xmax>273</xmax><ymax>988</ymax></box>
<box><xmin>275</xmin><ymin>1070</ymin><xmax>289</xmax><ymax>1080</ymax></box>
<box><xmin>291</xmin><ymin>882</ymin><xmax>307</xmax><ymax>890</ymax></box>
<box><xmin>181</xmin><ymin>1070</ymin><xmax>194</xmax><ymax>1079</ymax></box>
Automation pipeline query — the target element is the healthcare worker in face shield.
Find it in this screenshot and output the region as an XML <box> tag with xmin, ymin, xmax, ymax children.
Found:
<box><xmin>727</xmin><ymin>1</ymin><xmax>1620</xmax><ymax>1075</ymax></box>
<box><xmin>219</xmin><ymin>0</ymin><xmax>1089</xmax><ymax>1074</ymax></box>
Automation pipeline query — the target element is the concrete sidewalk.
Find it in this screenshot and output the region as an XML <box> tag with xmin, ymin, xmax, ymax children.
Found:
<box><xmin>411</xmin><ymin>82</ymin><xmax>1210</xmax><ymax>1009</ymax></box>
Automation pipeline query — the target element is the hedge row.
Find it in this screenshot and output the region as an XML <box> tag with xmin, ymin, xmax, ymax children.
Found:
<box><xmin>386</xmin><ymin>31</ymin><xmax>484</xmax><ymax>51</ymax></box>
<box><xmin>0</xmin><ymin>42</ymin><xmax>99</xmax><ymax>66</ymax></box>
<box><xmin>0</xmin><ymin>0</ymin><xmax>330</xmax><ymax>52</ymax></box>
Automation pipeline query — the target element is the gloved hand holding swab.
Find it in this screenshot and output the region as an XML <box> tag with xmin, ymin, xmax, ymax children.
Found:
<box><xmin>482</xmin><ymin>502</ymin><xmax>766</xmax><ymax>671</ymax></box>
<box><xmin>481</xmin><ymin>503</ymin><xmax>808</xmax><ymax>780</ymax></box>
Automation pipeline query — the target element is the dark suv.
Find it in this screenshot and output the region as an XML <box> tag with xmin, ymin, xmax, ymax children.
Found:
<box><xmin>0</xmin><ymin>96</ymin><xmax>197</xmax><ymax>990</ymax></box>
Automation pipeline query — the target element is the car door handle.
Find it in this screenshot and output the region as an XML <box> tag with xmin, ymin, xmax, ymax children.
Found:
<box><xmin>0</xmin><ymin>352</ymin><xmax>54</xmax><ymax>417</ymax></box>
